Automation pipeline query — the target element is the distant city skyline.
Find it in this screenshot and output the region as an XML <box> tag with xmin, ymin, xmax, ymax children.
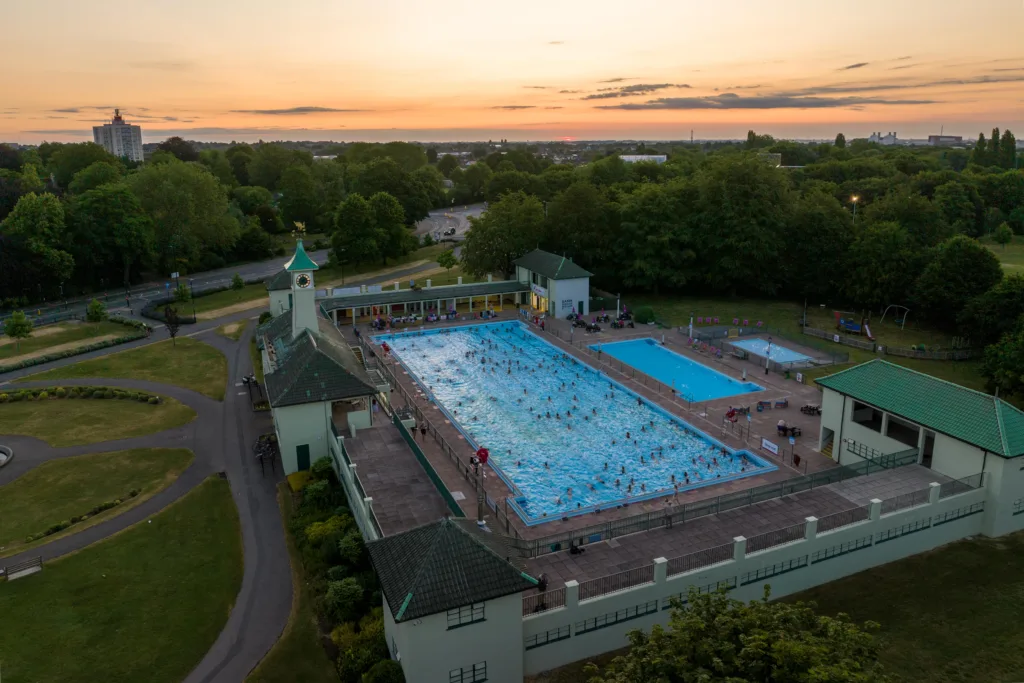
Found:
<box><xmin>3</xmin><ymin>0</ymin><xmax>1024</xmax><ymax>144</ymax></box>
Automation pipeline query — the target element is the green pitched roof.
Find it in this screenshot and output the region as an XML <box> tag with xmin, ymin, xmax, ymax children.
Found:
<box><xmin>265</xmin><ymin>269</ymin><xmax>292</xmax><ymax>292</ymax></box>
<box><xmin>263</xmin><ymin>316</ymin><xmax>377</xmax><ymax>407</ymax></box>
<box><xmin>367</xmin><ymin>518</ymin><xmax>537</xmax><ymax>622</ymax></box>
<box><xmin>284</xmin><ymin>239</ymin><xmax>319</xmax><ymax>272</ymax></box>
<box><xmin>513</xmin><ymin>249</ymin><xmax>592</xmax><ymax>280</ymax></box>
<box><xmin>816</xmin><ymin>359</ymin><xmax>1024</xmax><ymax>458</ymax></box>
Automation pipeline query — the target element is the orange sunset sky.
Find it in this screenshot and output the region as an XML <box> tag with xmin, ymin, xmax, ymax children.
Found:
<box><xmin>3</xmin><ymin>0</ymin><xmax>1024</xmax><ymax>143</ymax></box>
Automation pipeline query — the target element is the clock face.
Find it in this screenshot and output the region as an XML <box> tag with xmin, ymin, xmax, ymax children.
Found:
<box><xmin>295</xmin><ymin>273</ymin><xmax>312</xmax><ymax>289</ymax></box>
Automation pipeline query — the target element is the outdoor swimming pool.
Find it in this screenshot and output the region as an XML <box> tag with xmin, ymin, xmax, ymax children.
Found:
<box><xmin>730</xmin><ymin>338</ymin><xmax>812</xmax><ymax>364</ymax></box>
<box><xmin>375</xmin><ymin>323</ymin><xmax>775</xmax><ymax>524</ymax></box>
<box><xmin>590</xmin><ymin>338</ymin><xmax>763</xmax><ymax>402</ymax></box>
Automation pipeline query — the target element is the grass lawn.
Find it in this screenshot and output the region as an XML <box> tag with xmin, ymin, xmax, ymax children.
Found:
<box><xmin>0</xmin><ymin>320</ymin><xmax>130</xmax><ymax>362</ymax></box>
<box><xmin>250</xmin><ymin>337</ymin><xmax>265</xmax><ymax>383</ymax></box>
<box><xmin>0</xmin><ymin>394</ymin><xmax>196</xmax><ymax>446</ymax></box>
<box><xmin>792</xmin><ymin>531</ymin><xmax>1024</xmax><ymax>683</ymax></box>
<box><xmin>24</xmin><ymin>337</ymin><xmax>228</xmax><ymax>400</ymax></box>
<box><xmin>246</xmin><ymin>483</ymin><xmax>338</xmax><ymax>683</ymax></box>
<box><xmin>216</xmin><ymin>320</ymin><xmax>248</xmax><ymax>341</ymax></box>
<box><xmin>0</xmin><ymin>477</ymin><xmax>243</xmax><ymax>683</ymax></box>
<box><xmin>981</xmin><ymin>234</ymin><xmax>1024</xmax><ymax>273</ymax></box>
<box><xmin>0</xmin><ymin>447</ymin><xmax>194</xmax><ymax>556</ymax></box>
<box><xmin>630</xmin><ymin>294</ymin><xmax>988</xmax><ymax>393</ymax></box>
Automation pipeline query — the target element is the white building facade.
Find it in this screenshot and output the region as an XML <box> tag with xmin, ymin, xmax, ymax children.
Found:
<box><xmin>92</xmin><ymin>109</ymin><xmax>144</xmax><ymax>162</ymax></box>
<box><xmin>514</xmin><ymin>249</ymin><xmax>592</xmax><ymax>318</ymax></box>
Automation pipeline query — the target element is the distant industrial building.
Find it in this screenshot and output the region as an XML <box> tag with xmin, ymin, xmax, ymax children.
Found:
<box><xmin>619</xmin><ymin>154</ymin><xmax>667</xmax><ymax>164</ymax></box>
<box><xmin>868</xmin><ymin>131</ymin><xmax>898</xmax><ymax>146</ymax></box>
<box><xmin>928</xmin><ymin>135</ymin><xmax>964</xmax><ymax>146</ymax></box>
<box><xmin>92</xmin><ymin>109</ymin><xmax>143</xmax><ymax>162</ymax></box>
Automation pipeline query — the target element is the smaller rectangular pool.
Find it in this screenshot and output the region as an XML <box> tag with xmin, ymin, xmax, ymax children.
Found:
<box><xmin>592</xmin><ymin>338</ymin><xmax>762</xmax><ymax>402</ymax></box>
<box><xmin>730</xmin><ymin>338</ymin><xmax>812</xmax><ymax>364</ymax></box>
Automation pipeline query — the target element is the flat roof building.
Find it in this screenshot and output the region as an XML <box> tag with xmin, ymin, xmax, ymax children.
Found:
<box><xmin>92</xmin><ymin>109</ymin><xmax>143</xmax><ymax>162</ymax></box>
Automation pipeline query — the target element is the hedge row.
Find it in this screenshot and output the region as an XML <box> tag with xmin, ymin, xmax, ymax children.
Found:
<box><xmin>24</xmin><ymin>488</ymin><xmax>141</xmax><ymax>543</ymax></box>
<box><xmin>0</xmin><ymin>386</ymin><xmax>163</xmax><ymax>404</ymax></box>
<box><xmin>0</xmin><ymin>317</ymin><xmax>152</xmax><ymax>374</ymax></box>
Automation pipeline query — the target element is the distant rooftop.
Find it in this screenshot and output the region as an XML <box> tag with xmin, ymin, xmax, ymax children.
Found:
<box><xmin>513</xmin><ymin>249</ymin><xmax>592</xmax><ymax>281</ymax></box>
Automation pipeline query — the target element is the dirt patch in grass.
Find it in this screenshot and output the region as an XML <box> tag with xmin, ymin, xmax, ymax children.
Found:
<box><xmin>215</xmin><ymin>321</ymin><xmax>247</xmax><ymax>341</ymax></box>
<box><xmin>198</xmin><ymin>299</ymin><xmax>266</xmax><ymax>321</ymax></box>
<box><xmin>0</xmin><ymin>323</ymin><xmax>72</xmax><ymax>347</ymax></box>
<box><xmin>4</xmin><ymin>334</ymin><xmax>121</xmax><ymax>363</ymax></box>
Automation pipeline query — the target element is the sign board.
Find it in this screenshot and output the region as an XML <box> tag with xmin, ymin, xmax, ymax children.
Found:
<box><xmin>333</xmin><ymin>287</ymin><xmax>361</xmax><ymax>296</ymax></box>
<box><xmin>561</xmin><ymin>298</ymin><xmax>574</xmax><ymax>312</ymax></box>
<box><xmin>409</xmin><ymin>280</ymin><xmax>415</xmax><ymax>287</ymax></box>
<box><xmin>795</xmin><ymin>372</ymin><xmax>803</xmax><ymax>383</ymax></box>
<box><xmin>760</xmin><ymin>438</ymin><xmax>779</xmax><ymax>455</ymax></box>
<box><xmin>170</xmin><ymin>271</ymin><xmax>179</xmax><ymax>279</ymax></box>
<box><xmin>746</xmin><ymin>413</ymin><xmax>751</xmax><ymax>422</ymax></box>
<box><xmin>832</xmin><ymin>334</ymin><xmax>840</xmax><ymax>343</ymax></box>
<box><xmin>531</xmin><ymin>283</ymin><xmax>548</xmax><ymax>298</ymax></box>
<box><xmin>789</xmin><ymin>436</ymin><xmax>795</xmax><ymax>445</ymax></box>
<box><xmin>367</xmin><ymin>285</ymin><xmax>383</xmax><ymax>294</ymax></box>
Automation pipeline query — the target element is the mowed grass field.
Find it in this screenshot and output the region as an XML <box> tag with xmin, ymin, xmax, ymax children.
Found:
<box><xmin>25</xmin><ymin>337</ymin><xmax>228</xmax><ymax>400</ymax></box>
<box><xmin>0</xmin><ymin>320</ymin><xmax>130</xmax><ymax>362</ymax></box>
<box><xmin>981</xmin><ymin>234</ymin><xmax>1024</xmax><ymax>273</ymax></box>
<box><xmin>0</xmin><ymin>477</ymin><xmax>244</xmax><ymax>683</ymax></box>
<box><xmin>0</xmin><ymin>447</ymin><xmax>194</xmax><ymax>556</ymax></box>
<box><xmin>0</xmin><ymin>393</ymin><xmax>196</xmax><ymax>446</ymax></box>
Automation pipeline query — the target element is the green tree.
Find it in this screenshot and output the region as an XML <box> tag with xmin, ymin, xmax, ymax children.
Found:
<box><xmin>914</xmin><ymin>235</ymin><xmax>1003</xmax><ymax>328</ymax></box>
<box><xmin>127</xmin><ymin>162</ymin><xmax>240</xmax><ymax>272</ymax></box>
<box><xmin>323</xmin><ymin>577</ymin><xmax>364</xmax><ymax>623</ymax></box>
<box><xmin>231</xmin><ymin>216</ymin><xmax>277</xmax><ymax>262</ymax></box>
<box><xmin>959</xmin><ymin>273</ymin><xmax>1024</xmax><ymax>346</ymax></box>
<box><xmin>225</xmin><ymin>144</ymin><xmax>254</xmax><ymax>186</ymax></box>
<box><xmin>863</xmin><ymin>189</ymin><xmax>950</xmax><ymax>246</ymax></box>
<box><xmin>545</xmin><ymin>181</ymin><xmax>610</xmax><ymax>267</ymax></box>
<box><xmin>989</xmin><ymin>127</ymin><xmax>1001</xmax><ymax>164</ymax></box>
<box><xmin>437</xmin><ymin>154</ymin><xmax>460</xmax><ymax>178</ymax></box>
<box><xmin>845</xmin><ymin>221</ymin><xmax>923</xmax><ymax>309</ymax></box>
<box><xmin>461</xmin><ymin>162</ymin><xmax>493</xmax><ymax>201</ymax></box>
<box><xmin>278</xmin><ymin>164</ymin><xmax>322</xmax><ymax>229</ymax></box>
<box><xmin>0</xmin><ymin>143</ymin><xmax>22</xmax><ymax>171</ymax></box>
<box><xmin>164</xmin><ymin>305</ymin><xmax>182</xmax><ymax>346</ymax></box>
<box><xmin>370</xmin><ymin>192</ymin><xmax>413</xmax><ymax>264</ymax></box>
<box><xmin>982</xmin><ymin>320</ymin><xmax>1024</xmax><ymax>398</ymax></box>
<box><xmin>786</xmin><ymin>188</ymin><xmax>855</xmax><ymax>298</ymax></box>
<box><xmin>332</xmin><ymin>193</ymin><xmax>380</xmax><ymax>265</ymax></box>
<box><xmin>248</xmin><ymin>144</ymin><xmax>313</xmax><ymax>191</ymax></box>
<box><xmin>1000</xmin><ymin>129</ymin><xmax>1017</xmax><ymax>169</ymax></box>
<box><xmin>615</xmin><ymin>181</ymin><xmax>696</xmax><ymax>292</ymax></box>
<box><xmin>461</xmin><ymin>191</ymin><xmax>545</xmax><ymax>278</ymax></box>
<box><xmin>971</xmin><ymin>133</ymin><xmax>989</xmax><ymax>166</ymax></box>
<box><xmin>363</xmin><ymin>659</ymin><xmax>405</xmax><ymax>683</ymax></box>
<box><xmin>3</xmin><ymin>310</ymin><xmax>33</xmax><ymax>350</ymax></box>
<box><xmin>231</xmin><ymin>273</ymin><xmax>245</xmax><ymax>296</ymax></box>
<box><xmin>994</xmin><ymin>221</ymin><xmax>1014</xmax><ymax>248</ymax></box>
<box><xmin>345</xmin><ymin>142</ymin><xmax>428</xmax><ymax>172</ymax></box>
<box><xmin>485</xmin><ymin>170</ymin><xmax>535</xmax><ymax>202</ymax></box>
<box><xmin>426</xmin><ymin>147</ymin><xmax>438</xmax><ymax>164</ymax></box>
<box><xmin>232</xmin><ymin>186</ymin><xmax>274</xmax><ymax>215</ymax></box>
<box><xmin>49</xmin><ymin>142</ymin><xmax>118</xmax><ymax>188</ymax></box>
<box><xmin>436</xmin><ymin>249</ymin><xmax>458</xmax><ymax>282</ymax></box>
<box><xmin>68</xmin><ymin>161</ymin><xmax>122</xmax><ymax>194</ymax></box>
<box><xmin>350</xmin><ymin>157</ymin><xmax>431</xmax><ymax>223</ymax></box>
<box><xmin>157</xmin><ymin>136</ymin><xmax>199</xmax><ymax>162</ymax></box>
<box><xmin>86</xmin><ymin>298</ymin><xmax>107</xmax><ymax>322</ymax></box>
<box><xmin>198</xmin><ymin>149</ymin><xmax>237</xmax><ymax>188</ymax></box>
<box><xmin>66</xmin><ymin>184</ymin><xmax>154</xmax><ymax>288</ymax></box>
<box><xmin>834</xmin><ymin>132</ymin><xmax>847</xmax><ymax>148</ymax></box>
<box><xmin>586</xmin><ymin>587</ymin><xmax>890</xmax><ymax>683</ymax></box>
<box><xmin>0</xmin><ymin>192</ymin><xmax>74</xmax><ymax>283</ymax></box>
<box><xmin>933</xmin><ymin>181</ymin><xmax>981</xmax><ymax>236</ymax></box>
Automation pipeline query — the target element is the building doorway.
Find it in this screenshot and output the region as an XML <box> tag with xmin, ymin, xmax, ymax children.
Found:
<box><xmin>921</xmin><ymin>431</ymin><xmax>935</xmax><ymax>468</ymax></box>
<box><xmin>296</xmin><ymin>444</ymin><xmax>310</xmax><ymax>471</ymax></box>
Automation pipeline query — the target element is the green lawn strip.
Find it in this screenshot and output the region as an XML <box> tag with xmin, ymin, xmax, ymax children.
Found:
<box><xmin>23</xmin><ymin>337</ymin><xmax>228</xmax><ymax>400</ymax></box>
<box><xmin>790</xmin><ymin>532</ymin><xmax>1024</xmax><ymax>683</ymax></box>
<box><xmin>0</xmin><ymin>394</ymin><xmax>196</xmax><ymax>446</ymax></box>
<box><xmin>216</xmin><ymin>320</ymin><xmax>248</xmax><ymax>341</ymax></box>
<box><xmin>981</xmin><ymin>234</ymin><xmax>1024</xmax><ymax>272</ymax></box>
<box><xmin>0</xmin><ymin>477</ymin><xmax>243</xmax><ymax>683</ymax></box>
<box><xmin>246</xmin><ymin>483</ymin><xmax>338</xmax><ymax>683</ymax></box>
<box><xmin>250</xmin><ymin>337</ymin><xmax>265</xmax><ymax>384</ymax></box>
<box><xmin>0</xmin><ymin>320</ymin><xmax>129</xmax><ymax>362</ymax></box>
<box><xmin>0</xmin><ymin>447</ymin><xmax>194</xmax><ymax>556</ymax></box>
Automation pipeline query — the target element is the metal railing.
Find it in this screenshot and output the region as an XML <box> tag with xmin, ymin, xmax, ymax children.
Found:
<box><xmin>880</xmin><ymin>487</ymin><xmax>932</xmax><ymax>514</ymax></box>
<box><xmin>845</xmin><ymin>442</ymin><xmax>919</xmax><ymax>469</ymax></box>
<box><xmin>578</xmin><ymin>565</ymin><xmax>655</xmax><ymax>601</ymax></box>
<box><xmin>393</xmin><ymin>412</ymin><xmax>465</xmax><ymax>518</ymax></box>
<box><xmin>746</xmin><ymin>521</ymin><xmax>806</xmax><ymax>553</ymax></box>
<box><xmin>816</xmin><ymin>505</ymin><xmax>871</xmax><ymax>533</ymax></box>
<box><xmin>0</xmin><ymin>555</ymin><xmax>43</xmax><ymax>578</ymax></box>
<box><xmin>939</xmin><ymin>472</ymin><xmax>985</xmax><ymax>499</ymax></box>
<box><xmin>522</xmin><ymin>587</ymin><xmax>567</xmax><ymax>616</ymax></box>
<box><xmin>666</xmin><ymin>542</ymin><xmax>733</xmax><ymax>577</ymax></box>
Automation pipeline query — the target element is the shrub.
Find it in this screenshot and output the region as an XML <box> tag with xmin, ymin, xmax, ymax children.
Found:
<box><xmin>10</xmin><ymin>392</ymin><xmax>23</xmax><ymax>401</ymax></box>
<box><xmin>86</xmin><ymin>298</ymin><xmax>108</xmax><ymax>322</ymax></box>
<box><xmin>306</xmin><ymin>516</ymin><xmax>346</xmax><ymax>545</ymax></box>
<box><xmin>37</xmin><ymin>391</ymin><xmax>48</xmax><ymax>400</ymax></box>
<box><xmin>322</xmin><ymin>577</ymin><xmax>364</xmax><ymax>624</ymax></box>
<box><xmin>363</xmin><ymin>659</ymin><xmax>406</xmax><ymax>683</ymax></box>
<box><xmin>103</xmin><ymin>389</ymin><xmax>114</xmax><ymax>399</ymax></box>
<box><xmin>129</xmin><ymin>488</ymin><xmax>140</xmax><ymax>497</ymax></box>
<box><xmin>258</xmin><ymin>311</ymin><xmax>272</xmax><ymax>324</ymax></box>
<box><xmin>310</xmin><ymin>456</ymin><xmax>334</xmax><ymax>482</ymax></box>
<box><xmin>634</xmin><ymin>305</ymin><xmax>656</xmax><ymax>324</ymax></box>
<box><xmin>92</xmin><ymin>389</ymin><xmax>105</xmax><ymax>398</ymax></box>
<box><xmin>0</xmin><ymin>393</ymin><xmax>7</xmax><ymax>403</ymax></box>
<box><xmin>327</xmin><ymin>565</ymin><xmax>351</xmax><ymax>582</ymax></box>
<box><xmin>338</xmin><ymin>529</ymin><xmax>367</xmax><ymax>567</ymax></box>
<box><xmin>304</xmin><ymin>479</ymin><xmax>334</xmax><ymax>510</ymax></box>
<box><xmin>55</xmin><ymin>387</ymin><xmax>66</xmax><ymax>398</ymax></box>
<box><xmin>330</xmin><ymin>622</ymin><xmax>358</xmax><ymax>650</ymax></box>
<box><xmin>70</xmin><ymin>515</ymin><xmax>81</xmax><ymax>523</ymax></box>
<box><xmin>148</xmin><ymin>396</ymin><xmax>159</xmax><ymax>405</ymax></box>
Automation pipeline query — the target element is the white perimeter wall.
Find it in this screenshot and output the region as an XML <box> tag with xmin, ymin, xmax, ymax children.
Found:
<box><xmin>521</xmin><ymin>485</ymin><xmax>986</xmax><ymax>675</ymax></box>
<box><xmin>550</xmin><ymin>278</ymin><xmax>589</xmax><ymax>316</ymax></box>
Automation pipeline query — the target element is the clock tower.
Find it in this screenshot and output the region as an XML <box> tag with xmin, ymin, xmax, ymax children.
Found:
<box><xmin>285</xmin><ymin>239</ymin><xmax>319</xmax><ymax>338</ymax></box>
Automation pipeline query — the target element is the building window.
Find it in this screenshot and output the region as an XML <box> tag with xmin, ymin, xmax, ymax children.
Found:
<box><xmin>885</xmin><ymin>415</ymin><xmax>920</xmax><ymax>448</ymax></box>
<box><xmin>531</xmin><ymin>272</ymin><xmax>538</xmax><ymax>285</ymax></box>
<box><xmin>449</xmin><ymin>662</ymin><xmax>487</xmax><ymax>683</ymax></box>
<box><xmin>576</xmin><ymin>600</ymin><xmax>659</xmax><ymax>634</ymax></box>
<box><xmin>446</xmin><ymin>603</ymin><xmax>485</xmax><ymax>629</ymax></box>
<box><xmin>851</xmin><ymin>401</ymin><xmax>883</xmax><ymax>433</ymax></box>
<box><xmin>525</xmin><ymin>624</ymin><xmax>571</xmax><ymax>650</ymax></box>
<box><xmin>540</xmin><ymin>275</ymin><xmax>548</xmax><ymax>288</ymax></box>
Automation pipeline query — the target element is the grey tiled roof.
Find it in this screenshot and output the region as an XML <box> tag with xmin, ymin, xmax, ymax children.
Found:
<box><xmin>320</xmin><ymin>280</ymin><xmax>529</xmax><ymax>313</ymax></box>
<box><xmin>368</xmin><ymin>518</ymin><xmax>537</xmax><ymax>622</ymax></box>
<box><xmin>262</xmin><ymin>315</ymin><xmax>378</xmax><ymax>407</ymax></box>
<box><xmin>513</xmin><ymin>249</ymin><xmax>592</xmax><ymax>280</ymax></box>
<box><xmin>265</xmin><ymin>269</ymin><xmax>291</xmax><ymax>292</ymax></box>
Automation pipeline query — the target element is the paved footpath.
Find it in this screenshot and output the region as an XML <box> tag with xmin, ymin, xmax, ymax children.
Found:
<box><xmin>0</xmin><ymin>327</ymin><xmax>293</xmax><ymax>683</ymax></box>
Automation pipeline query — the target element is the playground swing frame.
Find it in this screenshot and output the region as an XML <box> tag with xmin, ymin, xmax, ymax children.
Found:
<box><xmin>879</xmin><ymin>304</ymin><xmax>910</xmax><ymax>330</ymax></box>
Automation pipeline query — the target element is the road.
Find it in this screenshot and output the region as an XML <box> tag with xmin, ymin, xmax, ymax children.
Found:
<box><xmin>413</xmin><ymin>203</ymin><xmax>485</xmax><ymax>242</ymax></box>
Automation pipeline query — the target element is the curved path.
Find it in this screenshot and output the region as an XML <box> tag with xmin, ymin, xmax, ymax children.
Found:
<box><xmin>0</xmin><ymin>328</ymin><xmax>293</xmax><ymax>683</ymax></box>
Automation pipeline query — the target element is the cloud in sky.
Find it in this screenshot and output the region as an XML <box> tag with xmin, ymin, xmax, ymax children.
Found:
<box><xmin>230</xmin><ymin>106</ymin><xmax>366</xmax><ymax>115</ymax></box>
<box><xmin>523</xmin><ymin>85</ymin><xmax>549</xmax><ymax>89</ymax></box>
<box><xmin>547</xmin><ymin>41</ymin><xmax>564</xmax><ymax>45</ymax></box>
<box><xmin>598</xmin><ymin>77</ymin><xmax>635</xmax><ymax>83</ymax></box>
<box><xmin>543</xmin><ymin>106</ymin><xmax>564</xmax><ymax>109</ymax></box>
<box><xmin>839</xmin><ymin>62</ymin><xmax>870</xmax><ymax>70</ymax></box>
<box><xmin>491</xmin><ymin>105</ymin><xmax>535</xmax><ymax>110</ymax></box>
<box><xmin>558</xmin><ymin>89</ymin><xmax>583</xmax><ymax>94</ymax></box>
<box><xmin>583</xmin><ymin>83</ymin><xmax>691</xmax><ymax>99</ymax></box>
<box><xmin>596</xmin><ymin>93</ymin><xmax>937</xmax><ymax>110</ymax></box>
<box><xmin>778</xmin><ymin>73</ymin><xmax>1024</xmax><ymax>97</ymax></box>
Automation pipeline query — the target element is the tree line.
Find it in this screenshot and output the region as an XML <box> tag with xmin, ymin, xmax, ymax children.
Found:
<box><xmin>0</xmin><ymin>138</ymin><xmax>447</xmax><ymax>306</ymax></box>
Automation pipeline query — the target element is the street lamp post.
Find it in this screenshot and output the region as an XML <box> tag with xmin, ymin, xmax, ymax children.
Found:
<box><xmin>851</xmin><ymin>195</ymin><xmax>860</xmax><ymax>225</ymax></box>
<box><xmin>765</xmin><ymin>335</ymin><xmax>772</xmax><ymax>375</ymax></box>
<box><xmin>189</xmin><ymin>278</ymin><xmax>196</xmax><ymax>320</ymax></box>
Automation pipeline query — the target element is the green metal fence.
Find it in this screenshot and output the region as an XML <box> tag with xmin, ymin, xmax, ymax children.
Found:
<box><xmin>392</xmin><ymin>413</ymin><xmax>465</xmax><ymax>517</ymax></box>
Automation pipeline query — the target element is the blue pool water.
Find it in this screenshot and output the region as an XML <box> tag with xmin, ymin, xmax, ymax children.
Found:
<box><xmin>590</xmin><ymin>338</ymin><xmax>763</xmax><ymax>402</ymax></box>
<box><xmin>730</xmin><ymin>338</ymin><xmax>812</xmax><ymax>364</ymax></box>
<box><xmin>375</xmin><ymin>323</ymin><xmax>775</xmax><ymax>524</ymax></box>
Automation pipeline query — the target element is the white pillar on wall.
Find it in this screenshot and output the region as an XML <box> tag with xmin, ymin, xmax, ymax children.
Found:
<box><xmin>565</xmin><ymin>580</ymin><xmax>580</xmax><ymax>609</ymax></box>
<box><xmin>804</xmin><ymin>516</ymin><xmax>818</xmax><ymax>540</ymax></box>
<box><xmin>732</xmin><ymin>535</ymin><xmax>747</xmax><ymax>562</ymax></box>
